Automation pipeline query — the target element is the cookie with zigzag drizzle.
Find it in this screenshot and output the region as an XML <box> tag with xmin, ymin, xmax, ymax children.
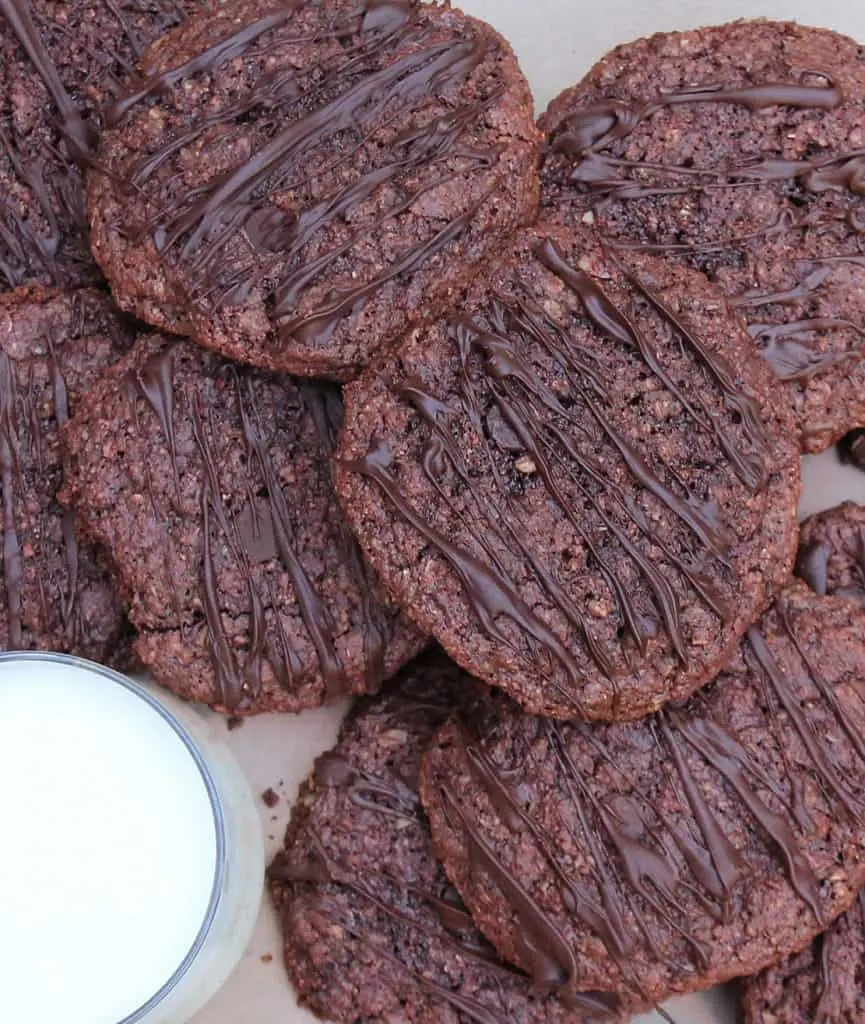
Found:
<box><xmin>87</xmin><ymin>0</ymin><xmax>540</xmax><ymax>379</ymax></box>
<box><xmin>540</xmin><ymin>21</ymin><xmax>865</xmax><ymax>453</ymax></box>
<box><xmin>61</xmin><ymin>334</ymin><xmax>424</xmax><ymax>713</ymax></box>
<box><xmin>420</xmin><ymin>583</ymin><xmax>865</xmax><ymax>1004</ymax></box>
<box><xmin>337</xmin><ymin>224</ymin><xmax>800</xmax><ymax>720</ymax></box>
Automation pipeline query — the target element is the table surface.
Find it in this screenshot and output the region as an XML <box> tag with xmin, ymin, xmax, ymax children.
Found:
<box><xmin>188</xmin><ymin>0</ymin><xmax>865</xmax><ymax>1019</ymax></box>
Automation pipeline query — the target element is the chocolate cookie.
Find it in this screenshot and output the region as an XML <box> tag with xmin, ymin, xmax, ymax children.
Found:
<box><xmin>0</xmin><ymin>0</ymin><xmax>200</xmax><ymax>291</ymax></box>
<box><xmin>741</xmin><ymin>893</ymin><xmax>865</xmax><ymax>1024</ymax></box>
<box><xmin>268</xmin><ymin>651</ymin><xmax>628</xmax><ymax>1023</ymax></box>
<box><xmin>61</xmin><ymin>334</ymin><xmax>425</xmax><ymax>713</ymax></box>
<box><xmin>88</xmin><ymin>0</ymin><xmax>540</xmax><ymax>379</ymax></box>
<box><xmin>0</xmin><ymin>287</ymin><xmax>134</xmax><ymax>660</ymax></box>
<box><xmin>420</xmin><ymin>583</ymin><xmax>865</xmax><ymax>1005</ymax></box>
<box><xmin>796</xmin><ymin>501</ymin><xmax>865</xmax><ymax>608</ymax></box>
<box><xmin>336</xmin><ymin>224</ymin><xmax>800</xmax><ymax>721</ymax></box>
<box><xmin>540</xmin><ymin>20</ymin><xmax>865</xmax><ymax>453</ymax></box>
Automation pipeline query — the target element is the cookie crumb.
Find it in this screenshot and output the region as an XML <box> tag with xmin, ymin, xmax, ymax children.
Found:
<box><xmin>839</xmin><ymin>429</ymin><xmax>865</xmax><ymax>471</ymax></box>
<box><xmin>261</xmin><ymin>788</ymin><xmax>280</xmax><ymax>808</ymax></box>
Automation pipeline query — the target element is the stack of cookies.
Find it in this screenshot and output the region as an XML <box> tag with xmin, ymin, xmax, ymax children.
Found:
<box><xmin>4</xmin><ymin>1</ymin><xmax>865</xmax><ymax>1020</ymax></box>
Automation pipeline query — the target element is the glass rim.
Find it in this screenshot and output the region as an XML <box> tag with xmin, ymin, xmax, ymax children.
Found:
<box><xmin>0</xmin><ymin>650</ymin><xmax>227</xmax><ymax>1024</ymax></box>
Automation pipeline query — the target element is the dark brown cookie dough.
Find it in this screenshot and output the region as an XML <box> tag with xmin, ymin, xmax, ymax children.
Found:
<box><xmin>420</xmin><ymin>583</ymin><xmax>865</xmax><ymax>1006</ymax></box>
<box><xmin>61</xmin><ymin>334</ymin><xmax>425</xmax><ymax>713</ymax></box>
<box><xmin>88</xmin><ymin>0</ymin><xmax>541</xmax><ymax>379</ymax></box>
<box><xmin>336</xmin><ymin>224</ymin><xmax>800</xmax><ymax>721</ymax></box>
<box><xmin>0</xmin><ymin>287</ymin><xmax>134</xmax><ymax>661</ymax></box>
<box><xmin>0</xmin><ymin>0</ymin><xmax>200</xmax><ymax>291</ymax></box>
<box><xmin>741</xmin><ymin>894</ymin><xmax>865</xmax><ymax>1024</ymax></box>
<box><xmin>268</xmin><ymin>651</ymin><xmax>629</xmax><ymax>1024</ymax></box>
<box><xmin>796</xmin><ymin>502</ymin><xmax>865</xmax><ymax>608</ymax></box>
<box><xmin>540</xmin><ymin>20</ymin><xmax>865</xmax><ymax>453</ymax></box>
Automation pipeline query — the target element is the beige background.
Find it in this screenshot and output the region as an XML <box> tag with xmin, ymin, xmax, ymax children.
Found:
<box><xmin>190</xmin><ymin>1</ymin><xmax>865</xmax><ymax>1021</ymax></box>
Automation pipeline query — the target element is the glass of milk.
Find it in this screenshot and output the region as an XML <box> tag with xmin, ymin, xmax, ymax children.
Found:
<box><xmin>0</xmin><ymin>652</ymin><xmax>264</xmax><ymax>1024</ymax></box>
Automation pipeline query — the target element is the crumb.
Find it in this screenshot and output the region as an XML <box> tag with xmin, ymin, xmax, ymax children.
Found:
<box><xmin>260</xmin><ymin>954</ymin><xmax>274</xmax><ymax>964</ymax></box>
<box><xmin>261</xmin><ymin>787</ymin><xmax>280</xmax><ymax>808</ymax></box>
<box><xmin>226</xmin><ymin>716</ymin><xmax>244</xmax><ymax>731</ymax></box>
<box><xmin>839</xmin><ymin>429</ymin><xmax>865</xmax><ymax>471</ymax></box>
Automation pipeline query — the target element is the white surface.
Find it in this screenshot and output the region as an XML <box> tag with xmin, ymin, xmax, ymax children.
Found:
<box><xmin>189</xmin><ymin>2</ymin><xmax>865</xmax><ymax>1022</ymax></box>
<box><xmin>0</xmin><ymin>657</ymin><xmax>217</xmax><ymax>1024</ymax></box>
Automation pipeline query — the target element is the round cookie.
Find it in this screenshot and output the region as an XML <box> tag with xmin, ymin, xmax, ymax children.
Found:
<box><xmin>61</xmin><ymin>334</ymin><xmax>425</xmax><ymax>713</ymax></box>
<box><xmin>0</xmin><ymin>287</ymin><xmax>134</xmax><ymax>661</ymax></box>
<box><xmin>740</xmin><ymin>894</ymin><xmax>865</xmax><ymax>1024</ymax></box>
<box><xmin>420</xmin><ymin>582</ymin><xmax>865</xmax><ymax>1006</ymax></box>
<box><xmin>540</xmin><ymin>20</ymin><xmax>865</xmax><ymax>453</ymax></box>
<box><xmin>796</xmin><ymin>501</ymin><xmax>865</xmax><ymax>608</ymax></box>
<box><xmin>268</xmin><ymin>651</ymin><xmax>629</xmax><ymax>1023</ymax></box>
<box><xmin>336</xmin><ymin>224</ymin><xmax>800</xmax><ymax>721</ymax></box>
<box><xmin>0</xmin><ymin>0</ymin><xmax>201</xmax><ymax>291</ymax></box>
<box><xmin>88</xmin><ymin>0</ymin><xmax>540</xmax><ymax>379</ymax></box>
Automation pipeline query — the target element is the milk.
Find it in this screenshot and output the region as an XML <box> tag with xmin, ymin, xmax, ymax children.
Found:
<box><xmin>0</xmin><ymin>654</ymin><xmax>262</xmax><ymax>1024</ymax></box>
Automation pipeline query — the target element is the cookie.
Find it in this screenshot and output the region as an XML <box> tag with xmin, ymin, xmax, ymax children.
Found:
<box><xmin>540</xmin><ymin>20</ymin><xmax>865</xmax><ymax>453</ymax></box>
<box><xmin>0</xmin><ymin>287</ymin><xmax>134</xmax><ymax>661</ymax></box>
<box><xmin>796</xmin><ymin>501</ymin><xmax>865</xmax><ymax>608</ymax></box>
<box><xmin>335</xmin><ymin>224</ymin><xmax>800</xmax><ymax>721</ymax></box>
<box><xmin>0</xmin><ymin>0</ymin><xmax>200</xmax><ymax>291</ymax></box>
<box><xmin>88</xmin><ymin>0</ymin><xmax>541</xmax><ymax>380</ymax></box>
<box><xmin>268</xmin><ymin>651</ymin><xmax>628</xmax><ymax>1023</ymax></box>
<box><xmin>740</xmin><ymin>893</ymin><xmax>865</xmax><ymax>1024</ymax></box>
<box><xmin>61</xmin><ymin>334</ymin><xmax>425</xmax><ymax>713</ymax></box>
<box><xmin>420</xmin><ymin>582</ymin><xmax>865</xmax><ymax>1006</ymax></box>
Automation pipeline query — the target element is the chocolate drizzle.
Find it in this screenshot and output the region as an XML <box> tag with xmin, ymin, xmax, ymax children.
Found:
<box><xmin>811</xmin><ymin>889</ymin><xmax>865</xmax><ymax>1022</ymax></box>
<box><xmin>796</xmin><ymin>540</ymin><xmax>832</xmax><ymax>596</ymax></box>
<box><xmin>308</xmin><ymin>382</ymin><xmax>392</xmax><ymax>689</ymax></box>
<box><xmin>0</xmin><ymin>294</ymin><xmax>133</xmax><ymax>653</ymax></box>
<box><xmin>0</xmin><ymin>0</ymin><xmax>93</xmax><ymax>158</ymax></box>
<box><xmin>236</xmin><ymin>376</ymin><xmax>348</xmax><ymax>699</ymax></box>
<box><xmin>347</xmin><ymin>234</ymin><xmax>767</xmax><ymax>714</ymax></box>
<box><xmin>544</xmin><ymin>66</ymin><xmax>865</xmax><ymax>416</ymax></box>
<box><xmin>0</xmin><ymin>0</ymin><xmax>197</xmax><ymax>288</ymax></box>
<box><xmin>104</xmin><ymin>0</ymin><xmax>502</xmax><ymax>351</ymax></box>
<box><xmin>128</xmin><ymin>342</ymin><xmax>398</xmax><ymax>708</ymax></box>
<box><xmin>45</xmin><ymin>334</ymin><xmax>81</xmax><ymax>636</ymax></box>
<box><xmin>428</xmin><ymin>591</ymin><xmax>865</xmax><ymax>998</ymax></box>
<box><xmin>0</xmin><ymin>352</ymin><xmax>22</xmax><ymax>646</ymax></box>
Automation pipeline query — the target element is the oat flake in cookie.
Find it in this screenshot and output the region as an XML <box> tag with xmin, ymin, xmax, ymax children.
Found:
<box><xmin>540</xmin><ymin>21</ymin><xmax>865</xmax><ymax>453</ymax></box>
<box><xmin>61</xmin><ymin>335</ymin><xmax>425</xmax><ymax>713</ymax></box>
<box><xmin>336</xmin><ymin>225</ymin><xmax>800</xmax><ymax>721</ymax></box>
<box><xmin>741</xmin><ymin>893</ymin><xmax>865</xmax><ymax>1024</ymax></box>
<box><xmin>0</xmin><ymin>287</ymin><xmax>134</xmax><ymax>661</ymax></box>
<box><xmin>88</xmin><ymin>0</ymin><xmax>540</xmax><ymax>380</ymax></box>
<box><xmin>268</xmin><ymin>651</ymin><xmax>628</xmax><ymax>1024</ymax></box>
<box><xmin>420</xmin><ymin>583</ymin><xmax>865</xmax><ymax>1005</ymax></box>
<box><xmin>0</xmin><ymin>0</ymin><xmax>200</xmax><ymax>291</ymax></box>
